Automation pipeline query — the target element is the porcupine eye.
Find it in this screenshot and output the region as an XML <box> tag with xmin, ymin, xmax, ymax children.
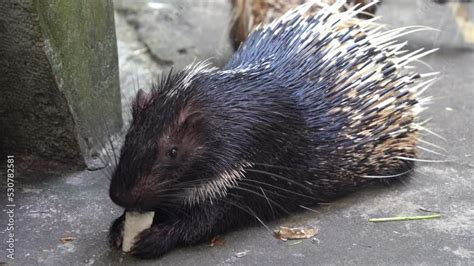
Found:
<box><xmin>168</xmin><ymin>147</ymin><xmax>178</xmax><ymax>158</ymax></box>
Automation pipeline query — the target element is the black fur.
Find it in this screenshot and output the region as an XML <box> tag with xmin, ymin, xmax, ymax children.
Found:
<box><xmin>108</xmin><ymin>3</ymin><xmax>426</xmax><ymax>259</ymax></box>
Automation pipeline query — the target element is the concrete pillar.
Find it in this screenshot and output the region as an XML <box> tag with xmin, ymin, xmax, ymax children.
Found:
<box><xmin>0</xmin><ymin>0</ymin><xmax>122</xmax><ymax>177</ymax></box>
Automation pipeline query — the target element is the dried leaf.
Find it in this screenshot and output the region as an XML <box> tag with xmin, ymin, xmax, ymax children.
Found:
<box><xmin>274</xmin><ymin>226</ymin><xmax>318</xmax><ymax>241</ymax></box>
<box><xmin>59</xmin><ymin>236</ymin><xmax>77</xmax><ymax>244</ymax></box>
<box><xmin>209</xmin><ymin>236</ymin><xmax>225</xmax><ymax>247</ymax></box>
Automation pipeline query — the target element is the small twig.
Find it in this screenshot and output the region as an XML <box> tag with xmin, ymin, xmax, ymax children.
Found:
<box><xmin>418</xmin><ymin>207</ymin><xmax>440</xmax><ymax>213</ymax></box>
<box><xmin>287</xmin><ymin>240</ymin><xmax>303</xmax><ymax>246</ymax></box>
<box><xmin>369</xmin><ymin>214</ymin><xmax>441</xmax><ymax>223</ymax></box>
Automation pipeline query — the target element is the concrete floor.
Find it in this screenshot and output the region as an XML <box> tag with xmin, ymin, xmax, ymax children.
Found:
<box><xmin>1</xmin><ymin>0</ymin><xmax>473</xmax><ymax>265</ymax></box>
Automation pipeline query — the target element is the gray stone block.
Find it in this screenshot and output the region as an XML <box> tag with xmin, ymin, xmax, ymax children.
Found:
<box><xmin>0</xmin><ymin>0</ymin><xmax>122</xmax><ymax>177</ymax></box>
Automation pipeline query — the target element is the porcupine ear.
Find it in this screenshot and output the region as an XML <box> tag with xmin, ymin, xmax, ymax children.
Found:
<box><xmin>177</xmin><ymin>101</ymin><xmax>205</xmax><ymax>131</ymax></box>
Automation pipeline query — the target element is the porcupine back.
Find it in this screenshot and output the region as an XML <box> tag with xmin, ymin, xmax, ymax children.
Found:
<box><xmin>224</xmin><ymin>1</ymin><xmax>437</xmax><ymax>195</ymax></box>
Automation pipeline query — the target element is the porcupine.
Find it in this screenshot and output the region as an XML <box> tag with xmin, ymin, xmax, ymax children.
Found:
<box><xmin>108</xmin><ymin>1</ymin><xmax>437</xmax><ymax>259</ymax></box>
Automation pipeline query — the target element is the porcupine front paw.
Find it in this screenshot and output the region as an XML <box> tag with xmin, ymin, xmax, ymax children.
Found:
<box><xmin>108</xmin><ymin>212</ymin><xmax>125</xmax><ymax>249</ymax></box>
<box><xmin>130</xmin><ymin>225</ymin><xmax>178</xmax><ymax>259</ymax></box>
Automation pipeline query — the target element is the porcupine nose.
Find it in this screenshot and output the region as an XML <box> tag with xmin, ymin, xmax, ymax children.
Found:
<box><xmin>109</xmin><ymin>186</ymin><xmax>127</xmax><ymax>207</ymax></box>
<box><xmin>109</xmin><ymin>181</ymin><xmax>151</xmax><ymax>211</ymax></box>
<box><xmin>109</xmin><ymin>183</ymin><xmax>137</xmax><ymax>209</ymax></box>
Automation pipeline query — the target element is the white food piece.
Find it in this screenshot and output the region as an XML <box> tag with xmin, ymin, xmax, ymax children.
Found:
<box><xmin>122</xmin><ymin>211</ymin><xmax>155</xmax><ymax>252</ymax></box>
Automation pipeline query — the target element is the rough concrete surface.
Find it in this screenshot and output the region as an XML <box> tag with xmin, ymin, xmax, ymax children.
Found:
<box><xmin>0</xmin><ymin>0</ymin><xmax>473</xmax><ymax>265</ymax></box>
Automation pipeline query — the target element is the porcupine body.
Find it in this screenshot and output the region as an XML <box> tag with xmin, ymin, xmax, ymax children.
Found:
<box><xmin>109</xmin><ymin>1</ymin><xmax>436</xmax><ymax>258</ymax></box>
